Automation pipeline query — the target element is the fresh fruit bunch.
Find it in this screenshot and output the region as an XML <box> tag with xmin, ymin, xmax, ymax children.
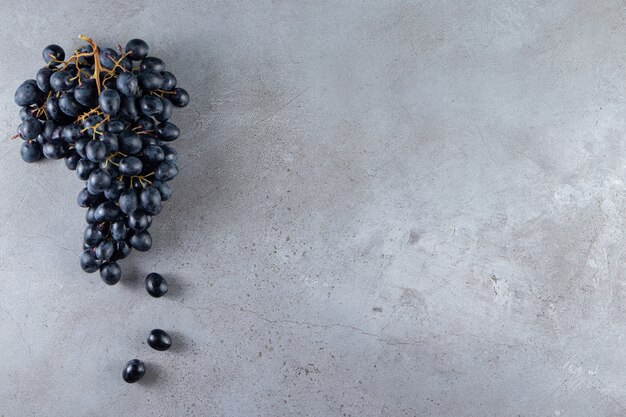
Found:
<box><xmin>13</xmin><ymin>36</ymin><xmax>190</xmax><ymax>285</ymax></box>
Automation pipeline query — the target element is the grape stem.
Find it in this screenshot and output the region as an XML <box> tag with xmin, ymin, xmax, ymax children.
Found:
<box><xmin>78</xmin><ymin>35</ymin><xmax>102</xmax><ymax>94</ymax></box>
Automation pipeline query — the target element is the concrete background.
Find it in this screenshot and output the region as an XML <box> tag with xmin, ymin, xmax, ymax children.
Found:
<box><xmin>0</xmin><ymin>1</ymin><xmax>624</xmax><ymax>416</ymax></box>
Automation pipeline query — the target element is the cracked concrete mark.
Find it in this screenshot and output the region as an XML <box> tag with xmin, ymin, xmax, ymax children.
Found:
<box><xmin>9</xmin><ymin>234</ymin><xmax>73</xmax><ymax>252</ymax></box>
<box><xmin>181</xmin><ymin>85</ymin><xmax>312</xmax><ymax>171</ymax></box>
<box><xmin>177</xmin><ymin>299</ymin><xmax>424</xmax><ymax>348</ymax></box>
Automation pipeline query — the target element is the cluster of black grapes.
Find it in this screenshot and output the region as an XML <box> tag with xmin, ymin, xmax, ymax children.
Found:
<box><xmin>13</xmin><ymin>36</ymin><xmax>190</xmax><ymax>286</ymax></box>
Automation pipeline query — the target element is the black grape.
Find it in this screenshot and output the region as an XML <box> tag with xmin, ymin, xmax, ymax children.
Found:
<box><xmin>14</xmin><ymin>36</ymin><xmax>190</xmax><ymax>289</ymax></box>
<box><xmin>170</xmin><ymin>88</ymin><xmax>190</xmax><ymax>107</ymax></box>
<box><xmin>160</xmin><ymin>72</ymin><xmax>176</xmax><ymax>90</ymax></box>
<box><xmin>145</xmin><ymin>273</ymin><xmax>168</xmax><ymax>297</ymax></box>
<box><xmin>147</xmin><ymin>329</ymin><xmax>172</xmax><ymax>351</ymax></box>
<box><xmin>129</xmin><ymin>230</ymin><xmax>152</xmax><ymax>251</ymax></box>
<box><xmin>119</xmin><ymin>133</ymin><xmax>142</xmax><ymax>154</ymax></box>
<box><xmin>18</xmin><ymin>118</ymin><xmax>43</xmax><ymax>140</ymax></box>
<box><xmin>125</xmin><ymin>39</ymin><xmax>149</xmax><ymax>61</ymax></box>
<box><xmin>36</xmin><ymin>67</ymin><xmax>54</xmax><ymax>92</ymax></box>
<box><xmin>20</xmin><ymin>141</ymin><xmax>43</xmax><ymax>163</ymax></box>
<box><xmin>138</xmin><ymin>95</ymin><xmax>163</xmax><ymax>116</ymax></box>
<box><xmin>94</xmin><ymin>201</ymin><xmax>120</xmax><ymax>222</ymax></box>
<box><xmin>80</xmin><ymin>249</ymin><xmax>100</xmax><ymax>273</ymax></box>
<box><xmin>155</xmin><ymin>161</ymin><xmax>178</xmax><ymax>181</ymax></box>
<box><xmin>140</xmin><ymin>186</ymin><xmax>162</xmax><ymax>215</ymax></box>
<box><xmin>119</xmin><ymin>189</ymin><xmax>139</xmax><ymax>214</ymax></box>
<box><xmin>138</xmin><ymin>69</ymin><xmax>164</xmax><ymax>90</ymax></box>
<box><xmin>98</xmin><ymin>89</ymin><xmax>121</xmax><ymax>115</ymax></box>
<box><xmin>100</xmin><ymin>262</ymin><xmax>121</xmax><ymax>285</ymax></box>
<box><xmin>50</xmin><ymin>70</ymin><xmax>76</xmax><ymax>91</ymax></box>
<box><xmin>140</xmin><ymin>57</ymin><xmax>164</xmax><ymax>71</ymax></box>
<box><xmin>42</xmin><ymin>140</ymin><xmax>66</xmax><ymax>159</ymax></box>
<box><xmin>119</xmin><ymin>156</ymin><xmax>143</xmax><ymax>176</ymax></box>
<box><xmin>95</xmin><ymin>240</ymin><xmax>115</xmax><ymax>260</ymax></box>
<box><xmin>42</xmin><ymin>44</ymin><xmax>65</xmax><ymax>66</ymax></box>
<box><xmin>122</xmin><ymin>359</ymin><xmax>145</xmax><ymax>383</ymax></box>
<box><xmin>14</xmin><ymin>81</ymin><xmax>40</xmax><ymax>106</ymax></box>
<box><xmin>65</xmin><ymin>152</ymin><xmax>80</xmax><ymax>170</ymax></box>
<box><xmin>86</xmin><ymin>140</ymin><xmax>107</xmax><ymax>163</ymax></box>
<box><xmin>128</xmin><ymin>210</ymin><xmax>150</xmax><ymax>232</ymax></box>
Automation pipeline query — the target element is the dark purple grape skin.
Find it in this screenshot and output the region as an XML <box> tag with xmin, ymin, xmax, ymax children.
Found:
<box><xmin>143</xmin><ymin>145</ymin><xmax>164</xmax><ymax>163</ymax></box>
<box><xmin>120</xmin><ymin>96</ymin><xmax>138</xmax><ymax>121</ymax></box>
<box><xmin>74</xmin><ymin>137</ymin><xmax>89</xmax><ymax>158</ymax></box>
<box><xmin>50</xmin><ymin>70</ymin><xmax>76</xmax><ymax>91</ymax></box>
<box><xmin>155</xmin><ymin>98</ymin><xmax>173</xmax><ymax>122</ymax></box>
<box><xmin>18</xmin><ymin>118</ymin><xmax>43</xmax><ymax>140</ymax></box>
<box><xmin>43</xmin><ymin>44</ymin><xmax>65</xmax><ymax>66</ymax></box>
<box><xmin>77</xmin><ymin>188</ymin><xmax>106</xmax><ymax>208</ymax></box>
<box><xmin>122</xmin><ymin>359</ymin><xmax>145</xmax><ymax>383</ymax></box>
<box><xmin>128</xmin><ymin>210</ymin><xmax>150</xmax><ymax>232</ymax></box>
<box><xmin>147</xmin><ymin>329</ymin><xmax>172</xmax><ymax>351</ymax></box>
<box><xmin>20</xmin><ymin>141</ymin><xmax>43</xmax><ymax>163</ymax></box>
<box><xmin>145</xmin><ymin>273</ymin><xmax>168</xmax><ymax>297</ymax></box>
<box><xmin>138</xmin><ymin>69</ymin><xmax>164</xmax><ymax>90</ymax></box>
<box><xmin>119</xmin><ymin>134</ymin><xmax>142</xmax><ymax>155</ymax></box>
<box><xmin>87</xmin><ymin>169</ymin><xmax>112</xmax><ymax>194</ymax></box>
<box><xmin>162</xmin><ymin>145</ymin><xmax>178</xmax><ymax>162</ymax></box>
<box><xmin>138</xmin><ymin>95</ymin><xmax>163</xmax><ymax>116</ymax></box>
<box><xmin>140</xmin><ymin>187</ymin><xmax>162</xmax><ymax>215</ymax></box>
<box><xmin>119</xmin><ymin>156</ymin><xmax>143</xmax><ymax>176</ymax></box>
<box><xmin>36</xmin><ymin>67</ymin><xmax>54</xmax><ymax>92</ymax></box>
<box><xmin>86</xmin><ymin>140</ymin><xmax>107</xmax><ymax>163</ymax></box>
<box><xmin>156</xmin><ymin>122</ymin><xmax>179</xmax><ymax>142</ymax></box>
<box><xmin>85</xmin><ymin>207</ymin><xmax>98</xmax><ymax>224</ymax></box>
<box><xmin>58</xmin><ymin>92</ymin><xmax>83</xmax><ymax>117</ymax></box>
<box><xmin>116</xmin><ymin>73</ymin><xmax>138</xmax><ymax>97</ymax></box>
<box><xmin>42</xmin><ymin>121</ymin><xmax>56</xmax><ymax>141</ymax></box>
<box><xmin>104</xmin><ymin>180</ymin><xmax>125</xmax><ymax>200</ymax></box>
<box><xmin>80</xmin><ymin>249</ymin><xmax>100</xmax><ymax>273</ymax></box>
<box><xmin>45</xmin><ymin>97</ymin><xmax>61</xmax><ymax>120</ymax></box>
<box><xmin>155</xmin><ymin>161</ymin><xmax>178</xmax><ymax>181</ymax></box>
<box><xmin>99</xmin><ymin>48</ymin><xmax>119</xmax><ymax>70</ymax></box>
<box><xmin>42</xmin><ymin>140</ymin><xmax>66</xmax><ymax>159</ymax></box>
<box><xmin>160</xmin><ymin>72</ymin><xmax>176</xmax><ymax>90</ymax></box>
<box><xmin>76</xmin><ymin>158</ymin><xmax>97</xmax><ymax>180</ymax></box>
<box><xmin>100</xmin><ymin>132</ymin><xmax>119</xmax><ymax>154</ymax></box>
<box><xmin>83</xmin><ymin>225</ymin><xmax>104</xmax><ymax>247</ymax></box>
<box><xmin>112</xmin><ymin>240</ymin><xmax>132</xmax><ymax>261</ymax></box>
<box><xmin>62</xmin><ymin>125</ymin><xmax>81</xmax><ymax>143</ymax></box>
<box><xmin>94</xmin><ymin>201</ymin><xmax>120</xmax><ymax>222</ymax></box>
<box><xmin>135</xmin><ymin>116</ymin><xmax>155</xmax><ymax>131</ymax></box>
<box><xmin>125</xmin><ymin>39</ymin><xmax>149</xmax><ymax>61</ymax></box>
<box><xmin>95</xmin><ymin>240</ymin><xmax>115</xmax><ymax>260</ymax></box>
<box><xmin>108</xmin><ymin>119</ymin><xmax>126</xmax><ymax>134</ymax></box>
<box><xmin>169</xmin><ymin>88</ymin><xmax>190</xmax><ymax>107</ymax></box>
<box><xmin>15</xmin><ymin>81</ymin><xmax>40</xmax><ymax>107</ymax></box>
<box><xmin>74</xmin><ymin>80</ymin><xmax>98</xmax><ymax>107</ymax></box>
<box><xmin>140</xmin><ymin>57</ymin><xmax>164</xmax><ymax>71</ymax></box>
<box><xmin>153</xmin><ymin>181</ymin><xmax>172</xmax><ymax>201</ymax></box>
<box><xmin>100</xmin><ymin>262</ymin><xmax>121</xmax><ymax>285</ymax></box>
<box><xmin>129</xmin><ymin>231</ymin><xmax>152</xmax><ymax>251</ymax></box>
<box><xmin>19</xmin><ymin>106</ymin><xmax>35</xmax><ymax>121</ymax></box>
<box><xmin>98</xmin><ymin>89</ymin><xmax>121</xmax><ymax>115</ymax></box>
<box><xmin>65</xmin><ymin>152</ymin><xmax>80</xmax><ymax>170</ymax></box>
<box><xmin>119</xmin><ymin>189</ymin><xmax>139</xmax><ymax>215</ymax></box>
<box><xmin>111</xmin><ymin>221</ymin><xmax>129</xmax><ymax>241</ymax></box>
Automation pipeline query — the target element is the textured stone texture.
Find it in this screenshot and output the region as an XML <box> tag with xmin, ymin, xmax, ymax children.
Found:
<box><xmin>0</xmin><ymin>1</ymin><xmax>625</xmax><ymax>416</ymax></box>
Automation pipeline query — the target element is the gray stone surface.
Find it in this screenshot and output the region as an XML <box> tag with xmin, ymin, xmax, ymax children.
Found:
<box><xmin>0</xmin><ymin>1</ymin><xmax>624</xmax><ymax>416</ymax></box>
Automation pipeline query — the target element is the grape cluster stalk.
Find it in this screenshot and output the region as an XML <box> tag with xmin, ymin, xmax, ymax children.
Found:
<box><xmin>13</xmin><ymin>36</ymin><xmax>190</xmax><ymax>285</ymax></box>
